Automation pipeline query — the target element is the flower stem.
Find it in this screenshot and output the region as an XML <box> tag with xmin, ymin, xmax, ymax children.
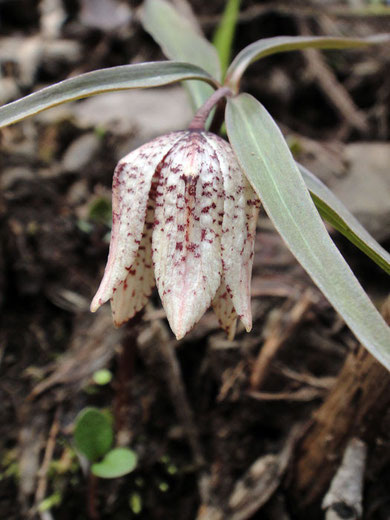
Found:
<box><xmin>87</xmin><ymin>472</ymin><xmax>99</xmax><ymax>520</ymax></box>
<box><xmin>188</xmin><ymin>87</ymin><xmax>233</xmax><ymax>131</ymax></box>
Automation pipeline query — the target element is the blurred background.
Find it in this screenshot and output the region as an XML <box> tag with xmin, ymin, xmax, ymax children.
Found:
<box><xmin>0</xmin><ymin>1</ymin><xmax>389</xmax><ymax>519</ymax></box>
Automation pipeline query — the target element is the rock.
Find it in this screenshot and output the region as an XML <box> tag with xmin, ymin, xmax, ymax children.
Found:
<box><xmin>71</xmin><ymin>87</ymin><xmax>193</xmax><ymax>138</ymax></box>
<box><xmin>0</xmin><ymin>34</ymin><xmax>80</xmax><ymax>88</ymax></box>
<box><xmin>62</xmin><ymin>133</ymin><xmax>101</xmax><ymax>173</ymax></box>
<box><xmin>41</xmin><ymin>39</ymin><xmax>81</xmax><ymax>66</ymax></box>
<box><xmin>79</xmin><ymin>0</ymin><xmax>132</xmax><ymax>30</ymax></box>
<box><xmin>35</xmin><ymin>104</ymin><xmax>74</xmax><ymax>124</ymax></box>
<box><xmin>66</xmin><ymin>179</ymin><xmax>89</xmax><ymax>207</ymax></box>
<box><xmin>330</xmin><ymin>143</ymin><xmax>390</xmax><ymax>241</ymax></box>
<box><xmin>0</xmin><ymin>76</ymin><xmax>20</xmax><ymax>105</ymax></box>
<box><xmin>0</xmin><ymin>167</ymin><xmax>35</xmax><ymax>191</ymax></box>
<box><xmin>39</xmin><ymin>0</ymin><xmax>67</xmax><ymax>38</ymax></box>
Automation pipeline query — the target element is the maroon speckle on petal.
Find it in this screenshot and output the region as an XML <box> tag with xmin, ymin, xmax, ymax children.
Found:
<box><xmin>187</xmin><ymin>243</ymin><xmax>198</xmax><ymax>253</ymax></box>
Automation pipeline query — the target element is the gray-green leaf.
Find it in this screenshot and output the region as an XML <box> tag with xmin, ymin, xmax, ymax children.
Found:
<box><xmin>212</xmin><ymin>0</ymin><xmax>241</xmax><ymax>77</ymax></box>
<box><xmin>74</xmin><ymin>408</ymin><xmax>113</xmax><ymax>462</ymax></box>
<box><xmin>299</xmin><ymin>163</ymin><xmax>390</xmax><ymax>276</ymax></box>
<box><xmin>226</xmin><ymin>93</ymin><xmax>390</xmax><ymax>371</ymax></box>
<box><xmin>141</xmin><ymin>0</ymin><xmax>221</xmax><ymax>109</ymax></box>
<box><xmin>226</xmin><ymin>34</ymin><xmax>390</xmax><ymax>90</ymax></box>
<box><xmin>91</xmin><ymin>448</ymin><xmax>138</xmax><ymax>478</ymax></box>
<box><xmin>0</xmin><ymin>61</ymin><xmax>217</xmax><ymax>128</ymax></box>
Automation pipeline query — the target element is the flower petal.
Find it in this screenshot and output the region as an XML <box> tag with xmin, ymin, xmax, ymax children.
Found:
<box><xmin>91</xmin><ymin>132</ymin><xmax>181</xmax><ymax>312</ymax></box>
<box><xmin>110</xmin><ymin>191</ymin><xmax>156</xmax><ymax>326</ymax></box>
<box><xmin>152</xmin><ymin>131</ymin><xmax>223</xmax><ymax>339</ymax></box>
<box><xmin>205</xmin><ymin>134</ymin><xmax>260</xmax><ymax>331</ymax></box>
<box><xmin>212</xmin><ymin>281</ymin><xmax>238</xmax><ymax>341</ymax></box>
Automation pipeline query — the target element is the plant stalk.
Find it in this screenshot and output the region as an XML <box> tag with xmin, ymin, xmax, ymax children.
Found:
<box><xmin>189</xmin><ymin>86</ymin><xmax>233</xmax><ymax>131</ymax></box>
<box><xmin>87</xmin><ymin>473</ymin><xmax>99</xmax><ymax>520</ymax></box>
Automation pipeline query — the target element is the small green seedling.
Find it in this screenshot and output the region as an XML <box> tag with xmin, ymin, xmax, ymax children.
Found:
<box><xmin>73</xmin><ymin>407</ymin><xmax>137</xmax><ymax>479</ymax></box>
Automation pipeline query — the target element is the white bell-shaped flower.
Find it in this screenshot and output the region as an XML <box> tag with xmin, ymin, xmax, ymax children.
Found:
<box><xmin>91</xmin><ymin>130</ymin><xmax>260</xmax><ymax>339</ymax></box>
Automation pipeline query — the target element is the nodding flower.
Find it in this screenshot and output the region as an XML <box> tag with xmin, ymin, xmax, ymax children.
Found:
<box><xmin>91</xmin><ymin>129</ymin><xmax>260</xmax><ymax>340</ymax></box>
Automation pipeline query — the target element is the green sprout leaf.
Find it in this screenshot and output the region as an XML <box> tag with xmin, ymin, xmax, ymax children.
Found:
<box><xmin>129</xmin><ymin>492</ymin><xmax>143</xmax><ymax>514</ymax></box>
<box><xmin>226</xmin><ymin>93</ymin><xmax>390</xmax><ymax>371</ymax></box>
<box><xmin>38</xmin><ymin>491</ymin><xmax>62</xmax><ymax>512</ymax></box>
<box><xmin>226</xmin><ymin>34</ymin><xmax>390</xmax><ymax>90</ymax></box>
<box><xmin>212</xmin><ymin>0</ymin><xmax>241</xmax><ymax>77</ymax></box>
<box><xmin>91</xmin><ymin>448</ymin><xmax>138</xmax><ymax>479</ymax></box>
<box><xmin>299</xmin><ymin>163</ymin><xmax>390</xmax><ymax>275</ymax></box>
<box><xmin>141</xmin><ymin>0</ymin><xmax>221</xmax><ymax>109</ymax></box>
<box><xmin>0</xmin><ymin>61</ymin><xmax>217</xmax><ymax>128</ymax></box>
<box><xmin>74</xmin><ymin>408</ymin><xmax>113</xmax><ymax>462</ymax></box>
<box><xmin>92</xmin><ymin>369</ymin><xmax>113</xmax><ymax>386</ymax></box>
<box><xmin>158</xmin><ymin>481</ymin><xmax>170</xmax><ymax>492</ymax></box>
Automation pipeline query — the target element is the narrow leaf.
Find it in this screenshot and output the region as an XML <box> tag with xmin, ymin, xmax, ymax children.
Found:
<box><xmin>74</xmin><ymin>408</ymin><xmax>113</xmax><ymax>462</ymax></box>
<box><xmin>226</xmin><ymin>94</ymin><xmax>390</xmax><ymax>371</ymax></box>
<box><xmin>299</xmin><ymin>163</ymin><xmax>390</xmax><ymax>275</ymax></box>
<box><xmin>141</xmin><ymin>0</ymin><xmax>221</xmax><ymax>109</ymax></box>
<box><xmin>0</xmin><ymin>61</ymin><xmax>217</xmax><ymax>128</ymax></box>
<box><xmin>226</xmin><ymin>34</ymin><xmax>390</xmax><ymax>89</ymax></box>
<box><xmin>91</xmin><ymin>448</ymin><xmax>138</xmax><ymax>479</ymax></box>
<box><xmin>212</xmin><ymin>0</ymin><xmax>241</xmax><ymax>77</ymax></box>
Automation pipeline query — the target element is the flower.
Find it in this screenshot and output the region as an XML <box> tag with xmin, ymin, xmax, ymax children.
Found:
<box><xmin>91</xmin><ymin>130</ymin><xmax>260</xmax><ymax>340</ymax></box>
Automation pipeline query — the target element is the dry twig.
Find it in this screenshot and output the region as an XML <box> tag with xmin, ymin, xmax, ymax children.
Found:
<box><xmin>299</xmin><ymin>19</ymin><xmax>369</xmax><ymax>135</ymax></box>
<box><xmin>33</xmin><ymin>407</ymin><xmax>61</xmax><ymax>516</ymax></box>
<box><xmin>250</xmin><ymin>289</ymin><xmax>315</xmax><ymax>389</ymax></box>
<box><xmin>248</xmin><ymin>387</ymin><xmax>326</xmax><ymax>402</ymax></box>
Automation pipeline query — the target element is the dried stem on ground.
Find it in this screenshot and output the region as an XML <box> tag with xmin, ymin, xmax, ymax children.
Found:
<box><xmin>299</xmin><ymin>18</ymin><xmax>369</xmax><ymax>135</ymax></box>
<box><xmin>114</xmin><ymin>315</ymin><xmax>143</xmax><ymax>446</ymax></box>
<box><xmin>34</xmin><ymin>407</ymin><xmax>61</xmax><ymax>516</ymax></box>
<box><xmin>250</xmin><ymin>289</ymin><xmax>315</xmax><ymax>390</ymax></box>
<box><xmin>288</xmin><ymin>297</ymin><xmax>390</xmax><ymax>513</ymax></box>
<box><xmin>155</xmin><ymin>324</ymin><xmax>206</xmax><ymax>468</ymax></box>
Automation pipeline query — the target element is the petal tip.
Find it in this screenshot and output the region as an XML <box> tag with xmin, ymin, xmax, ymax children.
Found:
<box><xmin>239</xmin><ymin>310</ymin><xmax>252</xmax><ymax>333</ymax></box>
<box><xmin>169</xmin><ymin>317</ymin><xmax>191</xmax><ymax>341</ymax></box>
<box><xmin>244</xmin><ymin>322</ymin><xmax>252</xmax><ymax>333</ymax></box>
<box><xmin>90</xmin><ymin>299</ymin><xmax>101</xmax><ymax>313</ymax></box>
